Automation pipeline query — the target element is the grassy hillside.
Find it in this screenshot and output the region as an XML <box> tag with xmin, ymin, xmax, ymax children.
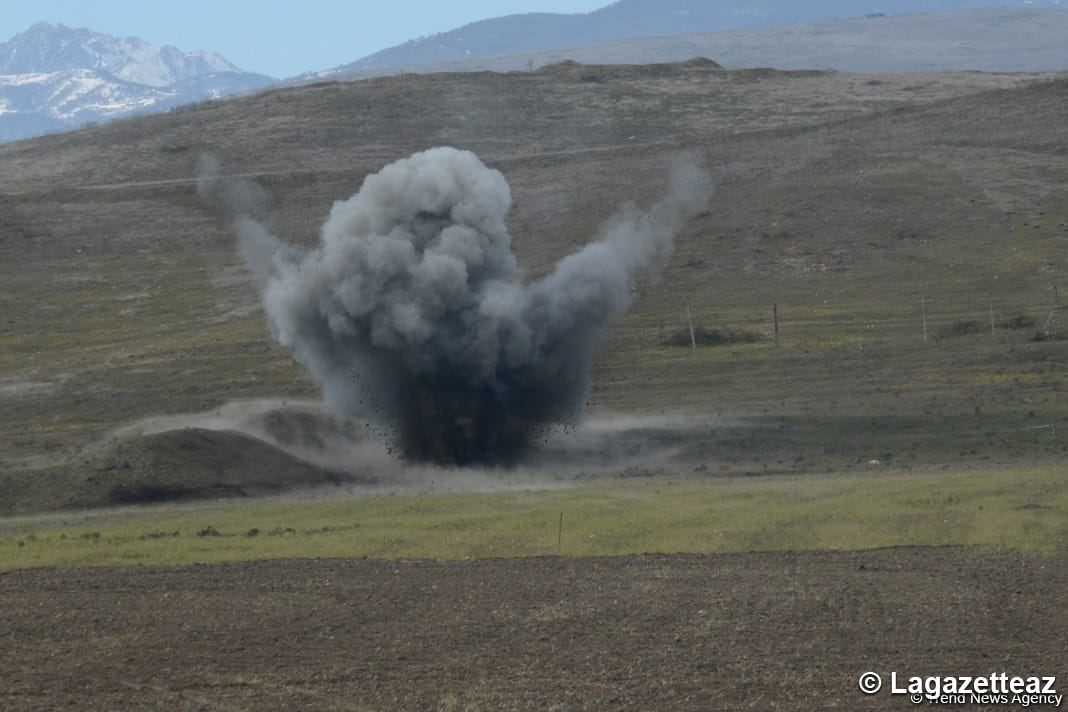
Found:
<box><xmin>0</xmin><ymin>428</ymin><xmax>371</xmax><ymax>514</ymax></box>
<box><xmin>1</xmin><ymin>62</ymin><xmax>1066</xmax><ymax>511</ymax></box>
<box><xmin>340</xmin><ymin>8</ymin><xmax>1068</xmax><ymax>77</ymax></box>
<box><xmin>1</xmin><ymin>464</ymin><xmax>1065</xmax><ymax>570</ymax></box>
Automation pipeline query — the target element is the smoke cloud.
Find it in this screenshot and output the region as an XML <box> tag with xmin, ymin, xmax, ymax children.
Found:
<box><xmin>203</xmin><ymin>147</ymin><xmax>710</xmax><ymax>465</ymax></box>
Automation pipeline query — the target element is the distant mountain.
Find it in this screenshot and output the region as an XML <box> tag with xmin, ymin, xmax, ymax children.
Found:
<box><xmin>331</xmin><ymin>7</ymin><xmax>1068</xmax><ymax>77</ymax></box>
<box><xmin>326</xmin><ymin>0</ymin><xmax>1068</xmax><ymax>77</ymax></box>
<box><xmin>0</xmin><ymin>23</ymin><xmax>275</xmax><ymax>142</ymax></box>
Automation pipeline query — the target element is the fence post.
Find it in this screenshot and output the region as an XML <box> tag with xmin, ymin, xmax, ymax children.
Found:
<box><xmin>988</xmin><ymin>291</ymin><xmax>996</xmax><ymax>338</ymax></box>
<box><xmin>686</xmin><ymin>306</ymin><xmax>696</xmax><ymax>352</ymax></box>
<box><xmin>773</xmin><ymin>302</ymin><xmax>780</xmax><ymax>347</ymax></box>
<box><xmin>921</xmin><ymin>296</ymin><xmax>928</xmax><ymax>343</ymax></box>
<box><xmin>1043</xmin><ymin>285</ymin><xmax>1062</xmax><ymax>333</ymax></box>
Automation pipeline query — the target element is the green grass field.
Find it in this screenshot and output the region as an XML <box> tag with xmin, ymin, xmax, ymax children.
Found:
<box><xmin>2</xmin><ymin>465</ymin><xmax>1065</xmax><ymax>571</ymax></box>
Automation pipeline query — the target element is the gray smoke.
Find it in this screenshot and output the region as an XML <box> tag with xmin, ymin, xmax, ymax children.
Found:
<box><xmin>204</xmin><ymin>147</ymin><xmax>710</xmax><ymax>465</ymax></box>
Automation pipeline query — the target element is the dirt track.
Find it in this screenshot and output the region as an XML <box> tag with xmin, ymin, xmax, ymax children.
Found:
<box><xmin>1</xmin><ymin>548</ymin><xmax>1065</xmax><ymax>710</ymax></box>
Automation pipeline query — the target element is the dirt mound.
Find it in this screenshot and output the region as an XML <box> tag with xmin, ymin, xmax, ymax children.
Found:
<box><xmin>250</xmin><ymin>407</ymin><xmax>362</xmax><ymax>452</ymax></box>
<box><xmin>70</xmin><ymin>428</ymin><xmax>372</xmax><ymax>508</ymax></box>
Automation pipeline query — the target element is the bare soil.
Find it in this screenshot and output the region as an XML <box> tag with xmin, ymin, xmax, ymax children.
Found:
<box><xmin>1</xmin><ymin>548</ymin><xmax>1064</xmax><ymax>710</ymax></box>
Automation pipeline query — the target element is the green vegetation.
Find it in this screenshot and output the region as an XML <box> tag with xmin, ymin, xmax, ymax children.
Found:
<box><xmin>2</xmin><ymin>465</ymin><xmax>1065</xmax><ymax>571</ymax></box>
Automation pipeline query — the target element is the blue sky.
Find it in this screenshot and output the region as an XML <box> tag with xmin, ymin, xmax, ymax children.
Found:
<box><xmin>0</xmin><ymin>1</ymin><xmax>608</xmax><ymax>78</ymax></box>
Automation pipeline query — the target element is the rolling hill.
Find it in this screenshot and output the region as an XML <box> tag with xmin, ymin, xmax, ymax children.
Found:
<box><xmin>330</xmin><ymin>1</ymin><xmax>1068</xmax><ymax>76</ymax></box>
<box><xmin>1</xmin><ymin>59</ymin><xmax>1066</xmax><ymax>511</ymax></box>
<box><xmin>321</xmin><ymin>8</ymin><xmax>1068</xmax><ymax>78</ymax></box>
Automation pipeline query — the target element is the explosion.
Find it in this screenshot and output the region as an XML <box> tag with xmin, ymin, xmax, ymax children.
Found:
<box><xmin>202</xmin><ymin>147</ymin><xmax>710</xmax><ymax>465</ymax></box>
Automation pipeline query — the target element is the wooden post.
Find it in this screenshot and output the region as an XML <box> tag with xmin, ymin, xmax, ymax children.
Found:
<box><xmin>988</xmin><ymin>291</ymin><xmax>996</xmax><ymax>338</ymax></box>
<box><xmin>773</xmin><ymin>302</ymin><xmax>780</xmax><ymax>346</ymax></box>
<box><xmin>557</xmin><ymin>512</ymin><xmax>564</xmax><ymax>554</ymax></box>
<box><xmin>1043</xmin><ymin>285</ymin><xmax>1062</xmax><ymax>333</ymax></box>
<box><xmin>686</xmin><ymin>307</ymin><xmax>697</xmax><ymax>352</ymax></box>
<box><xmin>921</xmin><ymin>296</ymin><xmax>928</xmax><ymax>343</ymax></box>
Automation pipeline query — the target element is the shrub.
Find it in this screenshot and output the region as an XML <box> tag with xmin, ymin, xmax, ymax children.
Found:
<box><xmin>937</xmin><ymin>320</ymin><xmax>982</xmax><ymax>339</ymax></box>
<box><xmin>661</xmin><ymin>327</ymin><xmax>764</xmax><ymax>348</ymax></box>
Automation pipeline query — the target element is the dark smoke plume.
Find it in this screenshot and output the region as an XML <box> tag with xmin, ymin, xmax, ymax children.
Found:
<box><xmin>203</xmin><ymin>147</ymin><xmax>710</xmax><ymax>465</ymax></box>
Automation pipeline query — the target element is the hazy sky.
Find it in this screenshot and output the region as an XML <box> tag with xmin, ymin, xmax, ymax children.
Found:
<box><xmin>0</xmin><ymin>1</ymin><xmax>608</xmax><ymax>78</ymax></box>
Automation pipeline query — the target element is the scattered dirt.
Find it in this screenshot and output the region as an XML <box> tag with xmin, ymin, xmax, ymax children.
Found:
<box><xmin>1</xmin><ymin>547</ymin><xmax>1064</xmax><ymax>710</ymax></box>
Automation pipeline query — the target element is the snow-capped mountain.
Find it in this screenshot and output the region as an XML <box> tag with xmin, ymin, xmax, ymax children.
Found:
<box><xmin>0</xmin><ymin>23</ymin><xmax>275</xmax><ymax>142</ymax></box>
